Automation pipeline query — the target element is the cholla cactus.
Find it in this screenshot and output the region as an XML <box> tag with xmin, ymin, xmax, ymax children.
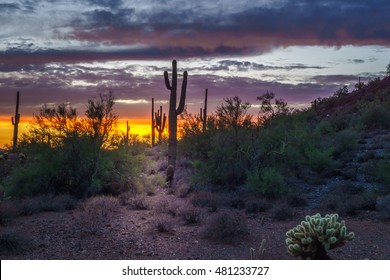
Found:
<box><xmin>286</xmin><ymin>213</ymin><xmax>354</xmax><ymax>260</ymax></box>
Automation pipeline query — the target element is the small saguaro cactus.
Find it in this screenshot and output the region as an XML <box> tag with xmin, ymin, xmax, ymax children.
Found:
<box><xmin>250</xmin><ymin>239</ymin><xmax>266</xmax><ymax>260</ymax></box>
<box><xmin>155</xmin><ymin>105</ymin><xmax>167</xmax><ymax>144</ymax></box>
<box><xmin>124</xmin><ymin>120</ymin><xmax>130</xmax><ymax>146</ymax></box>
<box><xmin>199</xmin><ymin>88</ymin><xmax>208</xmax><ymax>133</ymax></box>
<box><xmin>151</xmin><ymin>98</ymin><xmax>156</xmax><ymax>147</ymax></box>
<box><xmin>12</xmin><ymin>91</ymin><xmax>20</xmax><ymax>153</ymax></box>
<box><xmin>164</xmin><ymin>59</ymin><xmax>188</xmax><ymax>172</ymax></box>
<box><xmin>286</xmin><ymin>213</ymin><xmax>355</xmax><ymax>260</ymax></box>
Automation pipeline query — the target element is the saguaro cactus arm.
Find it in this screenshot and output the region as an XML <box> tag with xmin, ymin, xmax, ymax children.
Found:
<box><xmin>176</xmin><ymin>71</ymin><xmax>187</xmax><ymax>115</ymax></box>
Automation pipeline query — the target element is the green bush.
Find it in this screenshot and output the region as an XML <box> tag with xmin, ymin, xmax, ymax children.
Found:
<box><xmin>376</xmin><ymin>160</ymin><xmax>390</xmax><ymax>192</ymax></box>
<box><xmin>361</xmin><ymin>103</ymin><xmax>390</xmax><ymax>129</ymax></box>
<box><xmin>376</xmin><ymin>195</ymin><xmax>390</xmax><ymax>221</ymax></box>
<box><xmin>304</xmin><ymin>147</ymin><xmax>336</xmax><ymax>173</ymax></box>
<box><xmin>333</xmin><ymin>128</ymin><xmax>359</xmax><ymax>155</ymax></box>
<box><xmin>315</xmin><ymin>121</ymin><xmax>334</xmax><ymax>135</ymax></box>
<box><xmin>246</xmin><ymin>167</ymin><xmax>286</xmax><ymax>199</ymax></box>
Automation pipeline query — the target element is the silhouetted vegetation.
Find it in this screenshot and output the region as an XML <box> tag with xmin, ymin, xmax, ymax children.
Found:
<box><xmin>2</xmin><ymin>92</ymin><xmax>146</xmax><ymax>199</ymax></box>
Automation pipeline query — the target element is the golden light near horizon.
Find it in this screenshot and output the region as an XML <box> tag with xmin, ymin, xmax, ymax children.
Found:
<box><xmin>117</xmin><ymin>118</ymin><xmax>155</xmax><ymax>138</ymax></box>
<box><xmin>0</xmin><ymin>116</ymin><xmax>162</xmax><ymax>148</ymax></box>
<box><xmin>0</xmin><ymin>117</ymin><xmax>30</xmax><ymax>149</ymax></box>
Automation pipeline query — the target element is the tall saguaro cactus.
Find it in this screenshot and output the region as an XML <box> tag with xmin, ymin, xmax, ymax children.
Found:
<box><xmin>155</xmin><ymin>105</ymin><xmax>166</xmax><ymax>144</ymax></box>
<box><xmin>151</xmin><ymin>98</ymin><xmax>156</xmax><ymax>147</ymax></box>
<box><xmin>200</xmin><ymin>88</ymin><xmax>208</xmax><ymax>133</ymax></box>
<box><xmin>11</xmin><ymin>91</ymin><xmax>20</xmax><ymax>153</ymax></box>
<box><xmin>164</xmin><ymin>59</ymin><xmax>188</xmax><ymax>170</ymax></box>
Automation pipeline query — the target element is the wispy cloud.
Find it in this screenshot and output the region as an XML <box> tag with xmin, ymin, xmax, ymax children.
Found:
<box><xmin>116</xmin><ymin>99</ymin><xmax>149</xmax><ymax>104</ymax></box>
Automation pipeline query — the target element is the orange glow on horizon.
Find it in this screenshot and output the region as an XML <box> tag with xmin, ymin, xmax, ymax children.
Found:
<box><xmin>0</xmin><ymin>116</ymin><xmax>31</xmax><ymax>149</ymax></box>
<box><xmin>0</xmin><ymin>115</ymin><xmax>158</xmax><ymax>148</ymax></box>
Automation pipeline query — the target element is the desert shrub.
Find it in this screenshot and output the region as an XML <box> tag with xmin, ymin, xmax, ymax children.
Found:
<box><xmin>329</xmin><ymin>114</ymin><xmax>352</xmax><ymax>132</ymax></box>
<box><xmin>376</xmin><ymin>160</ymin><xmax>390</xmax><ymax>192</ymax></box>
<box><xmin>245</xmin><ymin>198</ymin><xmax>271</xmax><ymax>214</ymax></box>
<box><xmin>80</xmin><ymin>196</ymin><xmax>119</xmax><ymax>217</ymax></box>
<box><xmin>304</xmin><ymin>147</ymin><xmax>336</xmax><ymax>173</ymax></box>
<box><xmin>73</xmin><ymin>195</ymin><xmax>119</xmax><ymax>235</ymax></box>
<box><xmin>271</xmin><ymin>202</ymin><xmax>294</xmax><ymax>221</ymax></box>
<box><xmin>118</xmin><ymin>192</ymin><xmax>130</xmax><ymax>206</ymax></box>
<box><xmin>361</xmin><ymin>103</ymin><xmax>390</xmax><ymax>129</ymax></box>
<box><xmin>190</xmin><ymin>191</ymin><xmax>220</xmax><ymax>212</ymax></box>
<box><xmin>149</xmin><ymin>173</ymin><xmax>167</xmax><ymax>189</ymax></box>
<box><xmin>128</xmin><ymin>195</ymin><xmax>148</xmax><ymax>210</ymax></box>
<box><xmin>285</xmin><ymin>193</ymin><xmax>309</xmax><ymax>208</ymax></box>
<box><xmin>3</xmin><ymin>152</ymin><xmax>62</xmax><ymax>198</ymax></box>
<box><xmin>202</xmin><ymin>212</ymin><xmax>247</xmax><ymax>243</ymax></box>
<box><xmin>154</xmin><ymin>215</ymin><xmax>174</xmax><ymax>233</ymax></box>
<box><xmin>315</xmin><ymin>120</ymin><xmax>334</xmax><ymax>135</ymax></box>
<box><xmin>376</xmin><ymin>195</ymin><xmax>390</xmax><ymax>221</ymax></box>
<box><xmin>0</xmin><ymin>229</ymin><xmax>34</xmax><ymax>253</ymax></box>
<box><xmin>176</xmin><ymin>183</ymin><xmax>192</xmax><ymax>198</ymax></box>
<box><xmin>0</xmin><ymin>202</ymin><xmax>19</xmax><ymax>225</ymax></box>
<box><xmin>180</xmin><ymin>206</ymin><xmax>202</xmax><ymax>225</ymax></box>
<box><xmin>320</xmin><ymin>182</ymin><xmax>376</xmax><ymax>215</ymax></box>
<box><xmin>17</xmin><ymin>194</ymin><xmax>78</xmax><ymax>215</ymax></box>
<box><xmin>140</xmin><ymin>175</ymin><xmax>157</xmax><ymax>196</ymax></box>
<box><xmin>333</xmin><ymin>129</ymin><xmax>359</xmax><ymax>155</ymax></box>
<box><xmin>154</xmin><ymin>198</ymin><xmax>184</xmax><ymax>217</ymax></box>
<box><xmin>19</xmin><ymin>196</ymin><xmax>45</xmax><ymax>216</ymax></box>
<box><xmin>246</xmin><ymin>167</ymin><xmax>286</xmax><ymax>199</ymax></box>
<box><xmin>228</xmin><ymin>198</ymin><xmax>246</xmax><ymax>209</ymax></box>
<box><xmin>192</xmin><ymin>134</ymin><xmax>247</xmax><ymax>187</ymax></box>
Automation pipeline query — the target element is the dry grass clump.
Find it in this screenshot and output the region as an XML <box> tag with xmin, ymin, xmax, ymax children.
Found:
<box><xmin>128</xmin><ymin>195</ymin><xmax>149</xmax><ymax>210</ymax></box>
<box><xmin>0</xmin><ymin>201</ymin><xmax>19</xmax><ymax>225</ymax></box>
<box><xmin>154</xmin><ymin>197</ymin><xmax>185</xmax><ymax>217</ymax></box>
<box><xmin>175</xmin><ymin>183</ymin><xmax>192</xmax><ymax>198</ymax></box>
<box><xmin>201</xmin><ymin>211</ymin><xmax>247</xmax><ymax>243</ymax></box>
<box><xmin>245</xmin><ymin>198</ymin><xmax>271</xmax><ymax>214</ymax></box>
<box><xmin>271</xmin><ymin>202</ymin><xmax>294</xmax><ymax>221</ymax></box>
<box><xmin>73</xmin><ymin>195</ymin><xmax>119</xmax><ymax>235</ymax></box>
<box><xmin>179</xmin><ymin>206</ymin><xmax>202</xmax><ymax>225</ymax></box>
<box><xmin>190</xmin><ymin>191</ymin><xmax>220</xmax><ymax>212</ymax></box>
<box><xmin>0</xmin><ymin>229</ymin><xmax>34</xmax><ymax>253</ymax></box>
<box><xmin>153</xmin><ymin>215</ymin><xmax>174</xmax><ymax>233</ymax></box>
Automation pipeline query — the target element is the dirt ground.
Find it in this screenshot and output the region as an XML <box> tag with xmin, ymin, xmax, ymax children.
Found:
<box><xmin>1</xmin><ymin>182</ymin><xmax>390</xmax><ymax>260</ymax></box>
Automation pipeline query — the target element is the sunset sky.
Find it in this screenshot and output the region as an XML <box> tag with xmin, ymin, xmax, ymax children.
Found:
<box><xmin>0</xmin><ymin>0</ymin><xmax>389</xmax><ymax>146</ymax></box>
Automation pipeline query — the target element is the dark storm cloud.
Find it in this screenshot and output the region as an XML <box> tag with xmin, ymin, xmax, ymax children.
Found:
<box><xmin>70</xmin><ymin>0</ymin><xmax>390</xmax><ymax>56</ymax></box>
<box><xmin>0</xmin><ymin>46</ymin><xmax>251</xmax><ymax>68</ymax></box>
